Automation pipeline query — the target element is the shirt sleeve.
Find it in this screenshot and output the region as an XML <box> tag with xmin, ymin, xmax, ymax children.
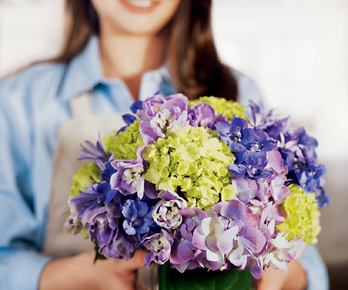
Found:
<box><xmin>232</xmin><ymin>69</ymin><xmax>264</xmax><ymax>106</ymax></box>
<box><xmin>299</xmin><ymin>245</ymin><xmax>329</xmax><ymax>290</ymax></box>
<box><xmin>233</xmin><ymin>68</ymin><xmax>329</xmax><ymax>290</ymax></box>
<box><xmin>0</xmin><ymin>80</ymin><xmax>52</xmax><ymax>290</ymax></box>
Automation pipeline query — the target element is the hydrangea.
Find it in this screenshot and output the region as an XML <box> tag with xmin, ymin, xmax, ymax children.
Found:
<box><xmin>276</xmin><ymin>184</ymin><xmax>321</xmax><ymax>244</ymax></box>
<box><xmin>142</xmin><ymin>125</ymin><xmax>235</xmax><ymax>209</ymax></box>
<box><xmin>189</xmin><ymin>96</ymin><xmax>246</xmax><ymax>119</ymax></box>
<box><xmin>69</xmin><ymin>162</ymin><xmax>101</xmax><ymax>198</ymax></box>
<box><xmin>103</xmin><ymin>119</ymin><xmax>144</xmax><ymax>160</ymax></box>
<box><xmin>66</xmin><ymin>94</ymin><xmax>327</xmax><ymax>280</ymax></box>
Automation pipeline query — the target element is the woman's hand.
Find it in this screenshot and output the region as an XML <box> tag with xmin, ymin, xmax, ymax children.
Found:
<box><xmin>257</xmin><ymin>260</ymin><xmax>307</xmax><ymax>290</ymax></box>
<box><xmin>39</xmin><ymin>250</ymin><xmax>148</xmax><ymax>290</ymax></box>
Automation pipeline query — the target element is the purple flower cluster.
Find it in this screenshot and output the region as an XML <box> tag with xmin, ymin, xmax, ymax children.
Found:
<box><xmin>245</xmin><ymin>101</ymin><xmax>330</xmax><ymax>207</ymax></box>
<box><xmin>66</xmin><ymin>94</ymin><xmax>328</xmax><ymax>280</ymax></box>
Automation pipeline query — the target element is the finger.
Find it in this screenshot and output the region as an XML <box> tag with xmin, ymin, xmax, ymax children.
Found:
<box><xmin>257</xmin><ymin>268</ymin><xmax>286</xmax><ymax>290</ymax></box>
<box><xmin>121</xmin><ymin>250</ymin><xmax>148</xmax><ymax>272</ymax></box>
<box><xmin>136</xmin><ymin>276</ymin><xmax>147</xmax><ymax>290</ymax></box>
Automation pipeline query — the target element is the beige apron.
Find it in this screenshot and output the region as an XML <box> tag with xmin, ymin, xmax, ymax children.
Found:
<box><xmin>42</xmin><ymin>92</ymin><xmax>152</xmax><ymax>286</ymax></box>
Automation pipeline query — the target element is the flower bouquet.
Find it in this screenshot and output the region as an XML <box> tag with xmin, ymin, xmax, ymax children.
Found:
<box><xmin>65</xmin><ymin>94</ymin><xmax>330</xmax><ymax>290</ymax></box>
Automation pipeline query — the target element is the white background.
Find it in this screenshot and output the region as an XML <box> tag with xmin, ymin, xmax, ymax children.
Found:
<box><xmin>1</xmin><ymin>0</ymin><xmax>348</xmax><ymax>268</ymax></box>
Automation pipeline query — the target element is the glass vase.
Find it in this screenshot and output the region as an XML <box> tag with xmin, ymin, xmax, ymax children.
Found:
<box><xmin>142</xmin><ymin>263</ymin><xmax>257</xmax><ymax>290</ymax></box>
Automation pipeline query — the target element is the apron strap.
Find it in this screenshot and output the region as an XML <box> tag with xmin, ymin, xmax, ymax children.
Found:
<box><xmin>70</xmin><ymin>92</ymin><xmax>93</xmax><ymax>118</ymax></box>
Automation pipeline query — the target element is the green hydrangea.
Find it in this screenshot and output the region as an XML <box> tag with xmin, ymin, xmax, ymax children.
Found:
<box><xmin>69</xmin><ymin>162</ymin><xmax>101</xmax><ymax>198</ymax></box>
<box><xmin>103</xmin><ymin>119</ymin><xmax>144</xmax><ymax>160</ymax></box>
<box><xmin>142</xmin><ymin>125</ymin><xmax>236</xmax><ymax>209</ymax></box>
<box><xmin>276</xmin><ymin>184</ymin><xmax>321</xmax><ymax>244</ymax></box>
<box><xmin>189</xmin><ymin>96</ymin><xmax>246</xmax><ymax>119</ymax></box>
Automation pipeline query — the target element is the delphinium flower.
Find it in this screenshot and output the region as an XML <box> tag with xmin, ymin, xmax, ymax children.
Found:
<box><xmin>218</xmin><ymin>118</ymin><xmax>276</xmax><ymax>162</ymax></box>
<box><xmin>65</xmin><ymin>93</ymin><xmax>328</xmax><ymax>282</ymax></box>
<box><xmin>142</xmin><ymin>124</ymin><xmax>235</xmax><ymax>209</ymax></box>
<box><xmin>244</xmin><ymin>100</ymin><xmax>330</xmax><ymax>207</ymax></box>
<box><xmin>117</xmin><ymin>100</ymin><xmax>144</xmax><ymax>133</ymax></box>
<box><xmin>244</xmin><ymin>100</ymin><xmax>275</xmax><ymax>129</ymax></box>
<box><xmin>121</xmin><ymin>198</ymin><xmax>154</xmax><ymax>242</ymax></box>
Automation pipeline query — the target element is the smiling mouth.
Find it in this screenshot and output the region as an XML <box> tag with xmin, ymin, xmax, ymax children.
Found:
<box><xmin>123</xmin><ymin>0</ymin><xmax>155</xmax><ymax>8</ymax></box>
<box><xmin>120</xmin><ymin>0</ymin><xmax>159</xmax><ymax>12</ymax></box>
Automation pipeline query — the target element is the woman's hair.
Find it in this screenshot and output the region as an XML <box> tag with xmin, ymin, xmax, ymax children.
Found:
<box><xmin>54</xmin><ymin>0</ymin><xmax>238</xmax><ymax>101</ymax></box>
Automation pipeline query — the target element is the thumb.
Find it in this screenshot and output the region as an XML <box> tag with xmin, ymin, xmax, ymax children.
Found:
<box><xmin>121</xmin><ymin>250</ymin><xmax>148</xmax><ymax>272</ymax></box>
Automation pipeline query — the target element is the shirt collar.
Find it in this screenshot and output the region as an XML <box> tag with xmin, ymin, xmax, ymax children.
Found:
<box><xmin>58</xmin><ymin>36</ymin><xmax>174</xmax><ymax>101</ymax></box>
<box><xmin>59</xmin><ymin>36</ymin><xmax>104</xmax><ymax>101</ymax></box>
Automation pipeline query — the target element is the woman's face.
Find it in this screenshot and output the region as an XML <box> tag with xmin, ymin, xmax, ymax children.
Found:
<box><xmin>92</xmin><ymin>0</ymin><xmax>181</xmax><ymax>36</ymax></box>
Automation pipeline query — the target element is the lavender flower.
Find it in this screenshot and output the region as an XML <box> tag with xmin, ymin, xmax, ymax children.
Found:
<box><xmin>78</xmin><ymin>139</ymin><xmax>109</xmax><ymax>171</ymax></box>
<box><xmin>110</xmin><ymin>158</ymin><xmax>144</xmax><ymax>196</ymax></box>
<box><xmin>152</xmin><ymin>191</ymin><xmax>187</xmax><ymax>229</ymax></box>
<box><xmin>100</xmin><ymin>231</ymin><xmax>137</xmax><ymax>260</ymax></box>
<box><xmin>187</xmin><ymin>103</ymin><xmax>217</xmax><ymax>129</ymax></box>
<box><xmin>137</xmin><ymin>94</ymin><xmax>188</xmax><ymax>145</ymax></box>
<box><xmin>143</xmin><ymin>230</ymin><xmax>174</xmax><ymax>267</ymax></box>
<box><xmin>245</xmin><ymin>100</ymin><xmax>276</xmax><ymax>129</ymax></box>
<box><xmin>82</xmin><ymin>205</ymin><xmax>119</xmax><ymax>247</ymax></box>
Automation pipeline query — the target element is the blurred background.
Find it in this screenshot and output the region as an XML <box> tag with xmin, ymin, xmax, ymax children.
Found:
<box><xmin>1</xmin><ymin>0</ymin><xmax>347</xmax><ymax>288</ymax></box>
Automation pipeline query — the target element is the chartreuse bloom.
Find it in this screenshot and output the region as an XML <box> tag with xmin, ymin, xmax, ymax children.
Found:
<box><xmin>276</xmin><ymin>184</ymin><xmax>321</xmax><ymax>244</ymax></box>
<box><xmin>69</xmin><ymin>162</ymin><xmax>101</xmax><ymax>198</ymax></box>
<box><xmin>103</xmin><ymin>119</ymin><xmax>144</xmax><ymax>160</ymax></box>
<box><xmin>189</xmin><ymin>96</ymin><xmax>246</xmax><ymax>119</ymax></box>
<box><xmin>143</xmin><ymin>124</ymin><xmax>235</xmax><ymax>209</ymax></box>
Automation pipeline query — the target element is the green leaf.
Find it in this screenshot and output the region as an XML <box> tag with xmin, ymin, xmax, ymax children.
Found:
<box><xmin>93</xmin><ymin>238</ymin><xmax>106</xmax><ymax>264</ymax></box>
<box><xmin>158</xmin><ymin>263</ymin><xmax>252</xmax><ymax>290</ymax></box>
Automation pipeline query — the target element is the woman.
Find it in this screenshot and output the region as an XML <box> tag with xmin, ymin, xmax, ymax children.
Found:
<box><xmin>0</xmin><ymin>1</ymin><xmax>328</xmax><ymax>289</ymax></box>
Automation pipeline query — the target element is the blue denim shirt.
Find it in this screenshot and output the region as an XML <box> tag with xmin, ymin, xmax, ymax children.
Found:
<box><xmin>0</xmin><ymin>36</ymin><xmax>328</xmax><ymax>290</ymax></box>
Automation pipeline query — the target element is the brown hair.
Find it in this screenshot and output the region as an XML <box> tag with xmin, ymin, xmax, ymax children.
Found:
<box><xmin>54</xmin><ymin>0</ymin><xmax>238</xmax><ymax>101</ymax></box>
